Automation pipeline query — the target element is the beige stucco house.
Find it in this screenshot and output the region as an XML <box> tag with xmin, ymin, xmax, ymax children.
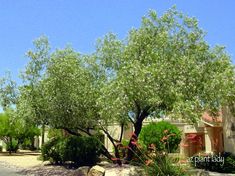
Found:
<box><xmin>222</xmin><ymin>106</ymin><xmax>235</xmax><ymax>154</ymax></box>
<box><xmin>104</xmin><ymin>107</ymin><xmax>235</xmax><ymax>157</ymax></box>
<box><xmin>1</xmin><ymin>107</ymin><xmax>233</xmax><ymax>157</ymax></box>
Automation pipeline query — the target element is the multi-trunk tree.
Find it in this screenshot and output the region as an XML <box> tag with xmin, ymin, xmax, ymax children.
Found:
<box><xmin>96</xmin><ymin>8</ymin><xmax>234</xmax><ymax>161</ymax></box>
<box><xmin>6</xmin><ymin>7</ymin><xmax>234</xmax><ymax>164</ymax></box>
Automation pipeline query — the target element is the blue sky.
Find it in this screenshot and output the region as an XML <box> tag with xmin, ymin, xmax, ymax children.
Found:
<box><xmin>0</xmin><ymin>1</ymin><xmax>234</xmax><ymax>83</ymax></box>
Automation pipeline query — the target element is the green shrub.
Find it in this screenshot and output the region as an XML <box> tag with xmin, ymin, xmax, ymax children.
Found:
<box><xmin>41</xmin><ymin>137</ymin><xmax>63</xmax><ymax>164</ymax></box>
<box><xmin>145</xmin><ymin>154</ymin><xmax>188</xmax><ymax>176</ymax></box>
<box><xmin>139</xmin><ymin>121</ymin><xmax>181</xmax><ymax>153</ymax></box>
<box><xmin>62</xmin><ymin>136</ymin><xmax>102</xmax><ymax>165</ymax></box>
<box><xmin>41</xmin><ymin>135</ymin><xmax>102</xmax><ymax>166</ymax></box>
<box><xmin>0</xmin><ymin>145</ymin><xmax>2</xmax><ymax>152</ymax></box>
<box><xmin>21</xmin><ymin>138</ymin><xmax>37</xmax><ymax>150</ymax></box>
<box><xmin>6</xmin><ymin>139</ymin><xmax>19</xmax><ymax>152</ymax></box>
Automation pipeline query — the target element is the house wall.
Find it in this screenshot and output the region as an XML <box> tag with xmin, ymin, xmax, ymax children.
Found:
<box><xmin>212</xmin><ymin>127</ymin><xmax>223</xmax><ymax>153</ymax></box>
<box><xmin>34</xmin><ymin>130</ymin><xmax>49</xmax><ymax>149</ymax></box>
<box><xmin>104</xmin><ymin>108</ymin><xmax>235</xmax><ymax>157</ymax></box>
<box><xmin>104</xmin><ymin>123</ymin><xmax>133</xmax><ymax>153</ymax></box>
<box><xmin>222</xmin><ymin>106</ymin><xmax>235</xmax><ymax>154</ymax></box>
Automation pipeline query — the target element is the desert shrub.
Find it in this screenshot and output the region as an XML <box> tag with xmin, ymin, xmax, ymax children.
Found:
<box><xmin>139</xmin><ymin>121</ymin><xmax>181</xmax><ymax>153</ymax></box>
<box><xmin>62</xmin><ymin>136</ymin><xmax>102</xmax><ymax>165</ymax></box>
<box><xmin>6</xmin><ymin>138</ymin><xmax>19</xmax><ymax>152</ymax></box>
<box><xmin>20</xmin><ymin>138</ymin><xmax>37</xmax><ymax>150</ymax></box>
<box><xmin>41</xmin><ymin>135</ymin><xmax>102</xmax><ymax>166</ymax></box>
<box><xmin>41</xmin><ymin>137</ymin><xmax>62</xmax><ymax>164</ymax></box>
<box><xmin>145</xmin><ymin>154</ymin><xmax>188</xmax><ymax>176</ymax></box>
<box><xmin>191</xmin><ymin>152</ymin><xmax>235</xmax><ymax>173</ymax></box>
<box><xmin>128</xmin><ymin>131</ymin><xmax>188</xmax><ymax>175</ymax></box>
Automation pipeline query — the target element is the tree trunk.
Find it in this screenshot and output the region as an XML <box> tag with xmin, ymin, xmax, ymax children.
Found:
<box><xmin>9</xmin><ymin>137</ymin><xmax>12</xmax><ymax>155</ymax></box>
<box><xmin>100</xmin><ymin>144</ymin><xmax>113</xmax><ymax>161</ymax></box>
<box><xmin>125</xmin><ymin>110</ymin><xmax>149</xmax><ymax>162</ymax></box>
<box><xmin>111</xmin><ymin>140</ymin><xmax>122</xmax><ymax>165</ymax></box>
<box><xmin>125</xmin><ymin>119</ymin><xmax>143</xmax><ymax>161</ymax></box>
<box><xmin>41</xmin><ymin>124</ymin><xmax>45</xmax><ymax>146</ymax></box>
<box><xmin>30</xmin><ymin>137</ymin><xmax>35</xmax><ymax>150</ymax></box>
<box><xmin>101</xmin><ymin>128</ymin><xmax>122</xmax><ymax>165</ymax></box>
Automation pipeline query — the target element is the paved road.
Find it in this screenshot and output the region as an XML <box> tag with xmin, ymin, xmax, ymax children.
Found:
<box><xmin>0</xmin><ymin>165</ymin><xmax>24</xmax><ymax>176</ymax></box>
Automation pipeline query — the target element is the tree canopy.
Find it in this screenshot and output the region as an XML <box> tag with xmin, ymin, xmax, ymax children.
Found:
<box><xmin>0</xmin><ymin>7</ymin><xmax>234</xmax><ymax>163</ymax></box>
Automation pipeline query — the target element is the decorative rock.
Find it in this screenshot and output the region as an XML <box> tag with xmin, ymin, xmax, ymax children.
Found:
<box><xmin>104</xmin><ymin>165</ymin><xmax>145</xmax><ymax>176</ymax></box>
<box><xmin>75</xmin><ymin>166</ymin><xmax>90</xmax><ymax>176</ymax></box>
<box><xmin>88</xmin><ymin>165</ymin><xmax>105</xmax><ymax>176</ymax></box>
<box><xmin>98</xmin><ymin>161</ymin><xmax>110</xmax><ymax>166</ymax></box>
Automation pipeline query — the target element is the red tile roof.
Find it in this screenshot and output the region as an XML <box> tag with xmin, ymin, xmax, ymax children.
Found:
<box><xmin>202</xmin><ymin>112</ymin><xmax>222</xmax><ymax>123</ymax></box>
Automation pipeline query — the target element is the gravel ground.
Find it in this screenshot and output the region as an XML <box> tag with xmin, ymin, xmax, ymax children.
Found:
<box><xmin>0</xmin><ymin>161</ymin><xmax>23</xmax><ymax>176</ymax></box>
<box><xmin>19</xmin><ymin>165</ymin><xmax>78</xmax><ymax>176</ymax></box>
<box><xmin>0</xmin><ymin>152</ymin><xmax>78</xmax><ymax>176</ymax></box>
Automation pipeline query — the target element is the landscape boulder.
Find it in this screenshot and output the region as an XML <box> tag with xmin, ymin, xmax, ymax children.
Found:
<box><xmin>75</xmin><ymin>166</ymin><xmax>90</xmax><ymax>176</ymax></box>
<box><xmin>88</xmin><ymin>165</ymin><xmax>105</xmax><ymax>176</ymax></box>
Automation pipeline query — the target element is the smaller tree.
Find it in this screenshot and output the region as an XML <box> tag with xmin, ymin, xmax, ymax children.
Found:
<box><xmin>0</xmin><ymin>111</ymin><xmax>40</xmax><ymax>152</ymax></box>
<box><xmin>139</xmin><ymin>121</ymin><xmax>181</xmax><ymax>153</ymax></box>
<box><xmin>19</xmin><ymin>36</ymin><xmax>50</xmax><ymax>146</ymax></box>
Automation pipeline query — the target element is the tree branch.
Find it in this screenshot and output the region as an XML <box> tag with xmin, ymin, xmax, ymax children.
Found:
<box><xmin>128</xmin><ymin>116</ymin><xmax>135</xmax><ymax>124</ymax></box>
<box><xmin>100</xmin><ymin>126</ymin><xmax>119</xmax><ymax>143</ymax></box>
<box><xmin>119</xmin><ymin>123</ymin><xmax>124</xmax><ymax>142</ymax></box>
<box><xmin>100</xmin><ymin>126</ymin><xmax>122</xmax><ymax>165</ymax></box>
<box><xmin>61</xmin><ymin>127</ymin><xmax>81</xmax><ymax>136</ymax></box>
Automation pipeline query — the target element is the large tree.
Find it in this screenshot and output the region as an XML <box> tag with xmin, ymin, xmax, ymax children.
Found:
<box><xmin>96</xmin><ymin>8</ymin><xmax>234</xmax><ymax>161</ymax></box>
<box><xmin>34</xmin><ymin>47</ymin><xmax>114</xmax><ymax>160</ymax></box>
<box><xmin>15</xmin><ymin>7</ymin><xmax>234</xmax><ymax>164</ymax></box>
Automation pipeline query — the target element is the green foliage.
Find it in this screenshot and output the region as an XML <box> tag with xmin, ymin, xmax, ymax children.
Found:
<box><xmin>17</xmin><ymin>36</ymin><xmax>50</xmax><ymax>134</ymax></box>
<box><xmin>6</xmin><ymin>138</ymin><xmax>18</xmax><ymax>152</ymax></box>
<box><xmin>61</xmin><ymin>136</ymin><xmax>102</xmax><ymax>166</ymax></box>
<box><xmin>139</xmin><ymin>121</ymin><xmax>181</xmax><ymax>153</ymax></box>
<box><xmin>145</xmin><ymin>154</ymin><xmax>188</xmax><ymax>176</ymax></box>
<box><xmin>41</xmin><ymin>137</ymin><xmax>62</xmax><ymax>163</ymax></box>
<box><xmin>1</xmin><ymin>7</ymin><xmax>234</xmax><ymax>163</ymax></box>
<box><xmin>41</xmin><ymin>136</ymin><xmax>102</xmax><ymax>166</ymax></box>
<box><xmin>0</xmin><ymin>111</ymin><xmax>21</xmax><ymax>143</ymax></box>
<box><xmin>42</xmin><ymin>48</ymin><xmax>99</xmax><ymax>130</ymax></box>
<box><xmin>97</xmin><ymin>7</ymin><xmax>234</xmax><ymax>124</ymax></box>
<box><xmin>95</xmin><ymin>8</ymin><xmax>234</xmax><ymax>161</ymax></box>
<box><xmin>0</xmin><ymin>111</ymin><xmax>40</xmax><ymax>152</ymax></box>
<box><xmin>47</xmin><ymin>128</ymin><xmax>63</xmax><ymax>139</ymax></box>
<box><xmin>128</xmin><ymin>132</ymin><xmax>188</xmax><ymax>175</ymax></box>
<box><xmin>0</xmin><ymin>72</ymin><xmax>17</xmax><ymax>110</ymax></box>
